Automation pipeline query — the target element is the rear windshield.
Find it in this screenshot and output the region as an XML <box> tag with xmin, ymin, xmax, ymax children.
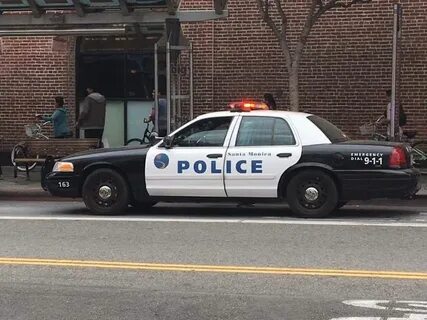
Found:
<box><xmin>308</xmin><ymin>115</ymin><xmax>349</xmax><ymax>143</ymax></box>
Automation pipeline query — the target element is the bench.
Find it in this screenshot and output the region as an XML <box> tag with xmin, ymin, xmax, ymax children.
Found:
<box><xmin>13</xmin><ymin>139</ymin><xmax>100</xmax><ymax>179</ymax></box>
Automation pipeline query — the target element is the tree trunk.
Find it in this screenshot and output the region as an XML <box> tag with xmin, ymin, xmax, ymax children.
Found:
<box><xmin>288</xmin><ymin>63</ymin><xmax>299</xmax><ymax>111</ymax></box>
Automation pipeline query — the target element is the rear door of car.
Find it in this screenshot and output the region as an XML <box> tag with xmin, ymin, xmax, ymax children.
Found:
<box><xmin>224</xmin><ymin>115</ymin><xmax>302</xmax><ymax>198</ymax></box>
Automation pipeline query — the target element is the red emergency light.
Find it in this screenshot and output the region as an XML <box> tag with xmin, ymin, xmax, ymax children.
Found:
<box><xmin>228</xmin><ymin>100</ymin><xmax>269</xmax><ymax>112</ymax></box>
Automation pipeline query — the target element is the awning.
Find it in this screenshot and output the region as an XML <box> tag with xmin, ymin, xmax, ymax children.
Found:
<box><xmin>0</xmin><ymin>0</ymin><xmax>228</xmax><ymax>36</ymax></box>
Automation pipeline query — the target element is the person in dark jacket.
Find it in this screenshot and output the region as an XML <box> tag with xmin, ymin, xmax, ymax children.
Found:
<box><xmin>263</xmin><ymin>93</ymin><xmax>277</xmax><ymax>110</ymax></box>
<box><xmin>77</xmin><ymin>87</ymin><xmax>106</xmax><ymax>142</ymax></box>
<box><xmin>37</xmin><ymin>96</ymin><xmax>71</xmax><ymax>138</ymax></box>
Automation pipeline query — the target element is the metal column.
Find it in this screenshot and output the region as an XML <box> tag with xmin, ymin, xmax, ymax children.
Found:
<box><xmin>154</xmin><ymin>42</ymin><xmax>159</xmax><ymax>134</ymax></box>
<box><xmin>166</xmin><ymin>41</ymin><xmax>171</xmax><ymax>135</ymax></box>
<box><xmin>189</xmin><ymin>42</ymin><xmax>194</xmax><ymax>120</ymax></box>
<box><xmin>391</xmin><ymin>3</ymin><xmax>402</xmax><ymax>141</ymax></box>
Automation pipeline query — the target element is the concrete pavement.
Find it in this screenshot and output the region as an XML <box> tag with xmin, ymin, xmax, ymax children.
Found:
<box><xmin>0</xmin><ymin>201</ymin><xmax>425</xmax><ymax>319</ymax></box>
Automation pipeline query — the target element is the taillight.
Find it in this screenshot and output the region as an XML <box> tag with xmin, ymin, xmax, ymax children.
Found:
<box><xmin>389</xmin><ymin>147</ymin><xmax>407</xmax><ymax>168</ymax></box>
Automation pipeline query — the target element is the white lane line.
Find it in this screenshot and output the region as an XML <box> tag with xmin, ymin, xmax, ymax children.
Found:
<box><xmin>0</xmin><ymin>215</ymin><xmax>426</xmax><ymax>228</ymax></box>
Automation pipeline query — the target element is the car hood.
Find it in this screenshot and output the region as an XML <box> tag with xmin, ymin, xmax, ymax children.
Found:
<box><xmin>63</xmin><ymin>144</ymin><xmax>151</xmax><ymax>161</ymax></box>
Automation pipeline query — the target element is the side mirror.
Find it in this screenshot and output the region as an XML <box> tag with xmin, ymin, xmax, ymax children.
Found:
<box><xmin>163</xmin><ymin>135</ymin><xmax>174</xmax><ymax>149</ymax></box>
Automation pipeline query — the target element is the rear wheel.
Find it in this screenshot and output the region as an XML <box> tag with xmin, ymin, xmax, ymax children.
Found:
<box><xmin>82</xmin><ymin>168</ymin><xmax>129</xmax><ymax>214</ymax></box>
<box><xmin>286</xmin><ymin>170</ymin><xmax>338</xmax><ymax>218</ymax></box>
<box><xmin>11</xmin><ymin>144</ymin><xmax>38</xmax><ymax>172</ymax></box>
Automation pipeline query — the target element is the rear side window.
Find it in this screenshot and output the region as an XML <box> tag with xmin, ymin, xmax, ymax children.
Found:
<box><xmin>308</xmin><ymin>115</ymin><xmax>349</xmax><ymax>143</ymax></box>
<box><xmin>236</xmin><ymin>116</ymin><xmax>296</xmax><ymax>146</ymax></box>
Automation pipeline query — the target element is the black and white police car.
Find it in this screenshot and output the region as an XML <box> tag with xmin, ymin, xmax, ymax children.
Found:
<box><xmin>45</xmin><ymin>100</ymin><xmax>420</xmax><ymax>218</ymax></box>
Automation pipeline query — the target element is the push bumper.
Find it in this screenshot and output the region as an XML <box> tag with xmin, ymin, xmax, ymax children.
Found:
<box><xmin>338</xmin><ymin>168</ymin><xmax>420</xmax><ymax>200</ymax></box>
<box><xmin>45</xmin><ymin>172</ymin><xmax>81</xmax><ymax>198</ymax></box>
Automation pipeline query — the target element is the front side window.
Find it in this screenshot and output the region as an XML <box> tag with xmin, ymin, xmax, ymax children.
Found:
<box><xmin>236</xmin><ymin>116</ymin><xmax>296</xmax><ymax>146</ymax></box>
<box><xmin>173</xmin><ymin>117</ymin><xmax>233</xmax><ymax>147</ymax></box>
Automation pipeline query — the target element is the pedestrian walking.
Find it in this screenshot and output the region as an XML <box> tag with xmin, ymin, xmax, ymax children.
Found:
<box><xmin>36</xmin><ymin>96</ymin><xmax>71</xmax><ymax>138</ymax></box>
<box><xmin>77</xmin><ymin>87</ymin><xmax>106</xmax><ymax>145</ymax></box>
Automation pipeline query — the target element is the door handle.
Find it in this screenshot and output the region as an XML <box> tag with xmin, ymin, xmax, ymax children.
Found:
<box><xmin>207</xmin><ymin>154</ymin><xmax>223</xmax><ymax>159</ymax></box>
<box><xmin>277</xmin><ymin>153</ymin><xmax>292</xmax><ymax>158</ymax></box>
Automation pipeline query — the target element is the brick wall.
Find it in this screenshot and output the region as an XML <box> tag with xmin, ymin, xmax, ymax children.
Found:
<box><xmin>181</xmin><ymin>0</ymin><xmax>427</xmax><ymax>138</ymax></box>
<box><xmin>0</xmin><ymin>0</ymin><xmax>426</xmax><ymax>155</ymax></box>
<box><xmin>0</xmin><ymin>36</ymin><xmax>75</xmax><ymax>151</ymax></box>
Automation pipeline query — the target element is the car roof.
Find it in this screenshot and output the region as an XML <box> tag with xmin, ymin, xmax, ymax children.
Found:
<box><xmin>196</xmin><ymin>110</ymin><xmax>312</xmax><ymax>120</ymax></box>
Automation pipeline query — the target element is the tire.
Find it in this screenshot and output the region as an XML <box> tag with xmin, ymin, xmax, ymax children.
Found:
<box><xmin>82</xmin><ymin>168</ymin><xmax>130</xmax><ymax>214</ymax></box>
<box><xmin>286</xmin><ymin>170</ymin><xmax>338</xmax><ymax>218</ymax></box>
<box><xmin>126</xmin><ymin>138</ymin><xmax>144</xmax><ymax>146</ymax></box>
<box><xmin>11</xmin><ymin>144</ymin><xmax>38</xmax><ymax>172</ymax></box>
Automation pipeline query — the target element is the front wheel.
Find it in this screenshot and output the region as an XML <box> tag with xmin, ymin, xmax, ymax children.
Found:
<box><xmin>286</xmin><ymin>170</ymin><xmax>338</xmax><ymax>218</ymax></box>
<box><xmin>11</xmin><ymin>144</ymin><xmax>37</xmax><ymax>172</ymax></box>
<box><xmin>82</xmin><ymin>168</ymin><xmax>129</xmax><ymax>214</ymax></box>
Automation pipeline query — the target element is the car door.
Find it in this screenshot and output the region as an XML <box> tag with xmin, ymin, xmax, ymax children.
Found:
<box><xmin>145</xmin><ymin>116</ymin><xmax>237</xmax><ymax>197</ymax></box>
<box><xmin>225</xmin><ymin>115</ymin><xmax>302</xmax><ymax>198</ymax></box>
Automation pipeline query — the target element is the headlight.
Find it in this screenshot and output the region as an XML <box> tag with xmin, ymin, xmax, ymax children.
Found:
<box><xmin>53</xmin><ymin>162</ymin><xmax>74</xmax><ymax>173</ymax></box>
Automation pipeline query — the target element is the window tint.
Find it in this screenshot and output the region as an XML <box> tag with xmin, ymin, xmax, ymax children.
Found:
<box><xmin>173</xmin><ymin>117</ymin><xmax>232</xmax><ymax>147</ymax></box>
<box><xmin>236</xmin><ymin>117</ymin><xmax>296</xmax><ymax>146</ymax></box>
<box><xmin>308</xmin><ymin>115</ymin><xmax>349</xmax><ymax>143</ymax></box>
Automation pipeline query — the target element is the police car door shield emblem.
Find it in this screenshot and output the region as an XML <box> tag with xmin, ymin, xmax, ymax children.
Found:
<box><xmin>154</xmin><ymin>153</ymin><xmax>169</xmax><ymax>169</ymax></box>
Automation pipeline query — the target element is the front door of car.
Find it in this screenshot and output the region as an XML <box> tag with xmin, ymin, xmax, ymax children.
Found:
<box><xmin>146</xmin><ymin>116</ymin><xmax>237</xmax><ymax>197</ymax></box>
<box><xmin>225</xmin><ymin>115</ymin><xmax>302</xmax><ymax>198</ymax></box>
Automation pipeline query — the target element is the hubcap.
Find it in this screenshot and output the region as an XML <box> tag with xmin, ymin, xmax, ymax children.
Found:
<box><xmin>304</xmin><ymin>187</ymin><xmax>319</xmax><ymax>201</ymax></box>
<box><xmin>98</xmin><ymin>185</ymin><xmax>112</xmax><ymax>200</ymax></box>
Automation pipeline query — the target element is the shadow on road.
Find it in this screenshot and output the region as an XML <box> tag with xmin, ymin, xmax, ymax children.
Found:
<box><xmin>13</xmin><ymin>199</ymin><xmax>424</xmax><ymax>221</ymax></box>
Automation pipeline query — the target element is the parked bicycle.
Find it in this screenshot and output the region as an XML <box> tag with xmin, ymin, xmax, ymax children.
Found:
<box><xmin>11</xmin><ymin>121</ymin><xmax>50</xmax><ymax>172</ymax></box>
<box><xmin>360</xmin><ymin>116</ymin><xmax>427</xmax><ymax>168</ymax></box>
<box><xmin>126</xmin><ymin>118</ymin><xmax>154</xmax><ymax>146</ymax></box>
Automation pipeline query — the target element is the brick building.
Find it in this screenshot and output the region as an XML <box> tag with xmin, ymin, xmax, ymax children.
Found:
<box><xmin>0</xmin><ymin>0</ymin><xmax>426</xmax><ymax>160</ymax></box>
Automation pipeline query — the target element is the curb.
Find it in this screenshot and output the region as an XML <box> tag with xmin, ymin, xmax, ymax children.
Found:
<box><xmin>0</xmin><ymin>191</ymin><xmax>76</xmax><ymax>202</ymax></box>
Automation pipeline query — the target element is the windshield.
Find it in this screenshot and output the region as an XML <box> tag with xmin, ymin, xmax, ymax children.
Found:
<box><xmin>308</xmin><ymin>115</ymin><xmax>349</xmax><ymax>143</ymax></box>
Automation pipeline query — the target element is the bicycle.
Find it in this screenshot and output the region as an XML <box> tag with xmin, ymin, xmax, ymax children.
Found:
<box><xmin>11</xmin><ymin>121</ymin><xmax>50</xmax><ymax>172</ymax></box>
<box><xmin>126</xmin><ymin>118</ymin><xmax>153</xmax><ymax>146</ymax></box>
<box><xmin>360</xmin><ymin>116</ymin><xmax>427</xmax><ymax>169</ymax></box>
<box><xmin>359</xmin><ymin>115</ymin><xmax>389</xmax><ymax>141</ymax></box>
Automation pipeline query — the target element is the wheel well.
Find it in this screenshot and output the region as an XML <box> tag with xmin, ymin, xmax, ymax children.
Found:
<box><xmin>79</xmin><ymin>164</ymin><xmax>132</xmax><ymax>197</ymax></box>
<box><xmin>278</xmin><ymin>166</ymin><xmax>342</xmax><ymax>199</ymax></box>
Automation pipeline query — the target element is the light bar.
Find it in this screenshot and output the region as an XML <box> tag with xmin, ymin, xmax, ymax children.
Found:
<box><xmin>229</xmin><ymin>100</ymin><xmax>269</xmax><ymax>112</ymax></box>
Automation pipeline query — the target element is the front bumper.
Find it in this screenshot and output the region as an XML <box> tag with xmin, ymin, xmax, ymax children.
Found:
<box><xmin>337</xmin><ymin>168</ymin><xmax>420</xmax><ymax>200</ymax></box>
<box><xmin>45</xmin><ymin>172</ymin><xmax>81</xmax><ymax>198</ymax></box>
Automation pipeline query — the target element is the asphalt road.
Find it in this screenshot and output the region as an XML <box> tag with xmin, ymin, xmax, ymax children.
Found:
<box><xmin>0</xmin><ymin>200</ymin><xmax>426</xmax><ymax>320</ymax></box>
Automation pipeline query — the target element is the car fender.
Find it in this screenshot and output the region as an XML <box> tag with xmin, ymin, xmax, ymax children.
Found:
<box><xmin>277</xmin><ymin>162</ymin><xmax>340</xmax><ymax>198</ymax></box>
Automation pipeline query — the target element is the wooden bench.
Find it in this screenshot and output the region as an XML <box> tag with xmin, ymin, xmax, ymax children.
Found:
<box><xmin>14</xmin><ymin>139</ymin><xmax>100</xmax><ymax>178</ymax></box>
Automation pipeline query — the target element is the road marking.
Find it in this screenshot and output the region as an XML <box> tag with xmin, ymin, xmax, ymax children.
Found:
<box><xmin>0</xmin><ymin>258</ymin><xmax>426</xmax><ymax>280</ymax></box>
<box><xmin>0</xmin><ymin>215</ymin><xmax>426</xmax><ymax>228</ymax></box>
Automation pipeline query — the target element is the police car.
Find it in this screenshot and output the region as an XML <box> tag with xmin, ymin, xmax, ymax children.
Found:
<box><xmin>45</xmin><ymin>100</ymin><xmax>420</xmax><ymax>218</ymax></box>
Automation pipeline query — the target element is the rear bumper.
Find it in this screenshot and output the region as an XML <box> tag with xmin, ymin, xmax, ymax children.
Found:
<box><xmin>45</xmin><ymin>172</ymin><xmax>81</xmax><ymax>198</ymax></box>
<box><xmin>337</xmin><ymin>168</ymin><xmax>420</xmax><ymax>200</ymax></box>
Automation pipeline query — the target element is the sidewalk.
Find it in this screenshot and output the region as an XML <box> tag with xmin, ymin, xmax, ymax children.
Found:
<box><xmin>1</xmin><ymin>166</ymin><xmax>427</xmax><ymax>200</ymax></box>
<box><xmin>0</xmin><ymin>166</ymin><xmax>53</xmax><ymax>200</ymax></box>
